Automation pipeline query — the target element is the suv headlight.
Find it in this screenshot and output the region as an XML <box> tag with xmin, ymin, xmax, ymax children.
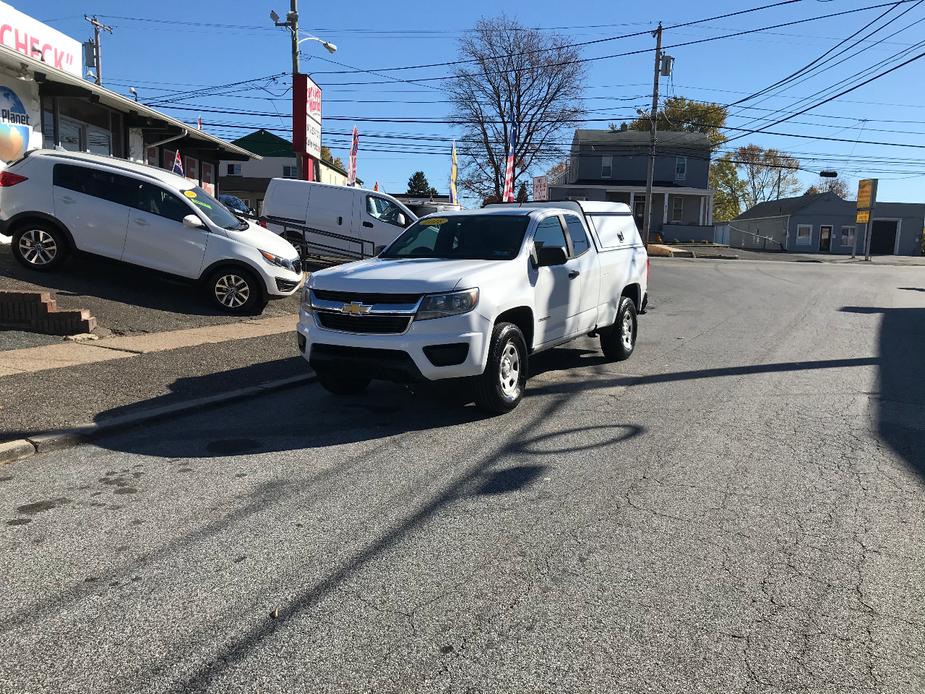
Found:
<box><xmin>416</xmin><ymin>288</ymin><xmax>479</xmax><ymax>321</ymax></box>
<box><xmin>260</xmin><ymin>249</ymin><xmax>298</xmax><ymax>273</ymax></box>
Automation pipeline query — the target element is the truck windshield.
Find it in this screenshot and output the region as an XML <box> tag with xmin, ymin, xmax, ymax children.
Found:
<box><xmin>380</xmin><ymin>215</ymin><xmax>528</xmax><ymax>260</ymax></box>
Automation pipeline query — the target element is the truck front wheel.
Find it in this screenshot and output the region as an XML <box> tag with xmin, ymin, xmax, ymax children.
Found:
<box><xmin>475</xmin><ymin>322</ymin><xmax>528</xmax><ymax>414</ymax></box>
<box><xmin>600</xmin><ymin>296</ymin><xmax>637</xmax><ymax>361</ymax></box>
<box><xmin>316</xmin><ymin>371</ymin><xmax>370</xmax><ymax>395</ymax></box>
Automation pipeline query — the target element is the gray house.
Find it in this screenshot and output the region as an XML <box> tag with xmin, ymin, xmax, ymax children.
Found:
<box><xmin>734</xmin><ymin>192</ymin><xmax>924</xmax><ymax>256</ymax></box>
<box><xmin>548</xmin><ymin>129</ymin><xmax>714</xmax><ymax>240</ymax></box>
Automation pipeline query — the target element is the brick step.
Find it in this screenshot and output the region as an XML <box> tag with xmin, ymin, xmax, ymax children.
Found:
<box><xmin>0</xmin><ymin>290</ymin><xmax>96</xmax><ymax>335</ymax></box>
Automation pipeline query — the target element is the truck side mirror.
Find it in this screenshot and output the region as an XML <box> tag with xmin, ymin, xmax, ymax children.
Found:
<box><xmin>535</xmin><ymin>245</ymin><xmax>568</xmax><ymax>267</ymax></box>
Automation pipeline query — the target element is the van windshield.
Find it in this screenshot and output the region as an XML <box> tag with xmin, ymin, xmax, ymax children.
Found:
<box><xmin>380</xmin><ymin>215</ymin><xmax>528</xmax><ymax>260</ymax></box>
<box><xmin>182</xmin><ymin>187</ymin><xmax>247</xmax><ymax>230</ymax></box>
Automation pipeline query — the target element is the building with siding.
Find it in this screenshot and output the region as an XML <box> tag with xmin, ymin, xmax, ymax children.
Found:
<box><xmin>548</xmin><ymin>129</ymin><xmax>714</xmax><ymax>241</ymax></box>
<box><xmin>734</xmin><ymin>192</ymin><xmax>924</xmax><ymax>256</ymax></box>
<box><xmin>219</xmin><ymin>129</ymin><xmax>353</xmax><ymax>215</ymax></box>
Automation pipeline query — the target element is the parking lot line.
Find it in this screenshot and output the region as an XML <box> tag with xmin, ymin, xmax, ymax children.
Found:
<box><xmin>0</xmin><ymin>314</ymin><xmax>299</xmax><ymax>377</ymax></box>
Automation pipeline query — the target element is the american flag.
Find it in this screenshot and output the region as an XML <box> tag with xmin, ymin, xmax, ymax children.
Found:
<box><xmin>449</xmin><ymin>140</ymin><xmax>458</xmax><ymax>205</ymax></box>
<box><xmin>172</xmin><ymin>150</ymin><xmax>184</xmax><ymax>176</ymax></box>
<box><xmin>347</xmin><ymin>127</ymin><xmax>359</xmax><ymax>186</ymax></box>
<box><xmin>501</xmin><ymin>122</ymin><xmax>518</xmax><ymax>203</ymax></box>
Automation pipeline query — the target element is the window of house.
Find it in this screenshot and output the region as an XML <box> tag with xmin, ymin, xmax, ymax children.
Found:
<box><xmin>671</xmin><ymin>197</ymin><xmax>684</xmax><ymax>223</ymax></box>
<box><xmin>601</xmin><ymin>155</ymin><xmax>613</xmax><ymax>179</ymax></box>
<box><xmin>675</xmin><ymin>157</ymin><xmax>687</xmax><ymax>181</ymax></box>
<box><xmin>841</xmin><ymin>225</ymin><xmax>856</xmax><ymax>246</ymax></box>
<box><xmin>282</xmin><ymin>165</ymin><xmax>299</xmax><ymax>178</ymax></box>
<box><xmin>796</xmin><ymin>224</ymin><xmax>812</xmax><ymax>244</ymax></box>
<box><xmin>226</xmin><ymin>163</ymin><xmax>242</xmax><ymax>175</ymax></box>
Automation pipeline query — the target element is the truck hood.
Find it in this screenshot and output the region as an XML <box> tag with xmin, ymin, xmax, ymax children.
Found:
<box><xmin>221</xmin><ymin>221</ymin><xmax>300</xmax><ymax>260</ymax></box>
<box><xmin>311</xmin><ymin>257</ymin><xmax>509</xmax><ymax>294</ymax></box>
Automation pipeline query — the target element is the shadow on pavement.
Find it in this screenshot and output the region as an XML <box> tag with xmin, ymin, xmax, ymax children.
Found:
<box><xmin>842</xmin><ymin>306</ymin><xmax>925</xmax><ymax>478</ymax></box>
<box><xmin>0</xmin><ymin>252</ymin><xmax>227</xmax><ymax>317</ymax></box>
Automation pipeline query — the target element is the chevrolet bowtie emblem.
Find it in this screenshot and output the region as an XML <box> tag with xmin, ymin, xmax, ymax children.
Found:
<box><xmin>341</xmin><ymin>301</ymin><xmax>372</xmax><ymax>316</ymax></box>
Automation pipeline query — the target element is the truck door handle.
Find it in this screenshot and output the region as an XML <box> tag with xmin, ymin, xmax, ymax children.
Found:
<box><xmin>568</xmin><ymin>270</ymin><xmax>580</xmax><ymax>279</ymax></box>
<box><xmin>362</xmin><ymin>221</ymin><xmax>374</xmax><ymax>228</ymax></box>
<box><xmin>337</xmin><ymin>216</ymin><xmax>343</xmax><ymax>225</ymax></box>
<box><xmin>134</xmin><ymin>218</ymin><xmax>148</xmax><ymax>227</ymax></box>
<box><xmin>60</xmin><ymin>196</ymin><xmax>75</xmax><ymax>204</ymax></box>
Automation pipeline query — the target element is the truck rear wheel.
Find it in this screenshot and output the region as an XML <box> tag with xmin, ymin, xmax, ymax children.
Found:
<box><xmin>600</xmin><ymin>296</ymin><xmax>637</xmax><ymax>361</ymax></box>
<box><xmin>475</xmin><ymin>322</ymin><xmax>527</xmax><ymax>414</ymax></box>
<box><xmin>316</xmin><ymin>371</ymin><xmax>371</xmax><ymax>395</ymax></box>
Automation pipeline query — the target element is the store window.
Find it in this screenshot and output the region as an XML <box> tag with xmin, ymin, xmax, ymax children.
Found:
<box><xmin>185</xmin><ymin>156</ymin><xmax>199</xmax><ymax>183</ymax></box>
<box><xmin>796</xmin><ymin>224</ymin><xmax>812</xmax><ymax>244</ymax></box>
<box><xmin>601</xmin><ymin>155</ymin><xmax>612</xmax><ymax>179</ymax></box>
<box><xmin>282</xmin><ymin>165</ymin><xmax>299</xmax><ymax>178</ymax></box>
<box><xmin>226</xmin><ymin>163</ymin><xmax>242</xmax><ymax>175</ymax></box>
<box><xmin>49</xmin><ymin>98</ymin><xmax>124</xmax><ymax>158</ymax></box>
<box><xmin>841</xmin><ymin>226</ymin><xmax>855</xmax><ymax>246</ymax></box>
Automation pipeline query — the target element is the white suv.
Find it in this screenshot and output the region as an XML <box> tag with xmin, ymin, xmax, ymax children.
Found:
<box><xmin>0</xmin><ymin>150</ymin><xmax>303</xmax><ymax>314</ymax></box>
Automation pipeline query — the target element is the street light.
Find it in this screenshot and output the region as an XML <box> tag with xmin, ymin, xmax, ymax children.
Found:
<box><xmin>298</xmin><ymin>34</ymin><xmax>336</xmax><ymax>54</ymax></box>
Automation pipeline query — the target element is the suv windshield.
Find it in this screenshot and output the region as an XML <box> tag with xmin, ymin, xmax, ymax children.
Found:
<box><xmin>182</xmin><ymin>187</ymin><xmax>247</xmax><ymax>230</ymax></box>
<box><xmin>381</xmin><ymin>215</ymin><xmax>528</xmax><ymax>260</ymax></box>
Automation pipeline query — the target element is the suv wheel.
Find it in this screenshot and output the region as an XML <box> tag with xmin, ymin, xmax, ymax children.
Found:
<box><xmin>11</xmin><ymin>223</ymin><xmax>69</xmax><ymax>271</ymax></box>
<box><xmin>316</xmin><ymin>371</ymin><xmax>370</xmax><ymax>395</ymax></box>
<box><xmin>475</xmin><ymin>322</ymin><xmax>528</xmax><ymax>414</ymax></box>
<box><xmin>601</xmin><ymin>296</ymin><xmax>637</xmax><ymax>361</ymax></box>
<box><xmin>206</xmin><ymin>268</ymin><xmax>266</xmax><ymax>315</ymax></box>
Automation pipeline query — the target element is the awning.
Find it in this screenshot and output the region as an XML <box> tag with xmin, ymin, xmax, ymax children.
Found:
<box><xmin>2</xmin><ymin>44</ymin><xmax>260</xmax><ymax>161</ymax></box>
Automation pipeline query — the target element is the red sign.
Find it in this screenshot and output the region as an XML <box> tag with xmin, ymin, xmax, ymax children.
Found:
<box><xmin>292</xmin><ymin>73</ymin><xmax>322</xmax><ymax>160</ymax></box>
<box><xmin>0</xmin><ymin>2</ymin><xmax>82</xmax><ymax>77</ymax></box>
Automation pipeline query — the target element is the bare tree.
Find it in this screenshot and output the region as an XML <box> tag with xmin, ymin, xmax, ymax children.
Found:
<box><xmin>448</xmin><ymin>17</ymin><xmax>586</xmax><ymax>200</ymax></box>
<box><xmin>733</xmin><ymin>144</ymin><xmax>801</xmax><ymax>208</ymax></box>
<box><xmin>804</xmin><ymin>177</ymin><xmax>851</xmax><ymax>199</ymax></box>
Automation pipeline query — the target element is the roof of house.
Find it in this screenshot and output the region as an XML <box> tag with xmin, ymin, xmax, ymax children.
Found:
<box><xmin>574</xmin><ymin>129</ymin><xmax>712</xmax><ymax>149</ymax></box>
<box><xmin>735</xmin><ymin>191</ymin><xmax>843</xmax><ymax>220</ymax></box>
<box><xmin>231</xmin><ymin>129</ymin><xmax>296</xmax><ymax>158</ymax></box>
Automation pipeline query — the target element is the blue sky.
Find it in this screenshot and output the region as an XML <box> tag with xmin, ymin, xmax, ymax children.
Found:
<box><xmin>26</xmin><ymin>0</ymin><xmax>925</xmax><ymax>203</ymax></box>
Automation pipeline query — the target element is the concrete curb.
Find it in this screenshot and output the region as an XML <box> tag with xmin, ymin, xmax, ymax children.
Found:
<box><xmin>1</xmin><ymin>372</ymin><xmax>315</xmax><ymax>463</ymax></box>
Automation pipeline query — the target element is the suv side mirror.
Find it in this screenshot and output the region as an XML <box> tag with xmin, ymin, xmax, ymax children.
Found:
<box><xmin>182</xmin><ymin>214</ymin><xmax>205</xmax><ymax>229</ymax></box>
<box><xmin>535</xmin><ymin>245</ymin><xmax>568</xmax><ymax>267</ymax></box>
<box><xmin>396</xmin><ymin>212</ymin><xmax>407</xmax><ymax>228</ymax></box>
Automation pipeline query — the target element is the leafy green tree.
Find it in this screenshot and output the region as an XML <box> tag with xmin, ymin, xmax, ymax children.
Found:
<box><xmin>320</xmin><ymin>146</ymin><xmax>345</xmax><ymax>170</ymax></box>
<box><xmin>407</xmin><ymin>171</ymin><xmax>438</xmax><ymax>197</ymax></box>
<box><xmin>618</xmin><ymin>96</ymin><xmax>728</xmax><ymax>147</ymax></box>
<box><xmin>710</xmin><ymin>155</ymin><xmax>745</xmax><ymax>221</ymax></box>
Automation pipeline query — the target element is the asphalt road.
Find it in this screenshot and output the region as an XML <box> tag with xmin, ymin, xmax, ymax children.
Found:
<box><xmin>1</xmin><ymin>259</ymin><xmax>924</xmax><ymax>693</ymax></box>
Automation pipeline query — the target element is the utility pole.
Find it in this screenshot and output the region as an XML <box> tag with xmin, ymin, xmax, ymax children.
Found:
<box><xmin>289</xmin><ymin>0</ymin><xmax>300</xmax><ymax>75</ymax></box>
<box><xmin>83</xmin><ymin>16</ymin><xmax>112</xmax><ymax>86</ymax></box>
<box><xmin>643</xmin><ymin>23</ymin><xmax>663</xmax><ymax>247</ymax></box>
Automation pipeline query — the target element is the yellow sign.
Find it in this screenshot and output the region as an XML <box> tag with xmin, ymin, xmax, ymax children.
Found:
<box><xmin>856</xmin><ymin>210</ymin><xmax>870</xmax><ymax>224</ymax></box>
<box><xmin>857</xmin><ymin>179</ymin><xmax>875</xmax><ymax>210</ymax></box>
<box><xmin>419</xmin><ymin>217</ymin><xmax>447</xmax><ymax>226</ymax></box>
<box><xmin>183</xmin><ymin>190</ymin><xmax>197</xmax><ymax>198</ymax></box>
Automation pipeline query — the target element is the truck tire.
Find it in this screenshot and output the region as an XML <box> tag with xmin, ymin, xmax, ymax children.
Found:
<box><xmin>11</xmin><ymin>222</ymin><xmax>69</xmax><ymax>272</ymax></box>
<box><xmin>316</xmin><ymin>371</ymin><xmax>371</xmax><ymax>395</ymax></box>
<box><xmin>475</xmin><ymin>322</ymin><xmax>528</xmax><ymax>414</ymax></box>
<box><xmin>600</xmin><ymin>296</ymin><xmax>637</xmax><ymax>361</ymax></box>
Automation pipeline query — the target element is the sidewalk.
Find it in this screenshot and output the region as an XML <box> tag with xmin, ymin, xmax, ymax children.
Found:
<box><xmin>0</xmin><ymin>316</ymin><xmax>306</xmax><ymax>442</ymax></box>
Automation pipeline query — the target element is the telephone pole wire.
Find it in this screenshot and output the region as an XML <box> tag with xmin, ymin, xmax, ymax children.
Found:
<box><xmin>643</xmin><ymin>22</ymin><xmax>663</xmax><ymax>247</ymax></box>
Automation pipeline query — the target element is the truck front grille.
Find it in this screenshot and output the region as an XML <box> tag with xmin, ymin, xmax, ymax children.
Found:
<box><xmin>312</xmin><ymin>289</ymin><xmax>421</xmax><ymax>305</ymax></box>
<box><xmin>317</xmin><ymin>313</ymin><xmax>411</xmax><ymax>334</ymax></box>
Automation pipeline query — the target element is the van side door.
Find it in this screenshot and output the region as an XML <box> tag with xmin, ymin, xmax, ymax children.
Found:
<box><xmin>52</xmin><ymin>164</ymin><xmax>130</xmax><ymax>260</ymax></box>
<box><xmin>303</xmin><ymin>185</ymin><xmax>357</xmax><ymax>256</ymax></box>
<box><xmin>122</xmin><ymin>182</ymin><xmax>208</xmax><ymax>278</ymax></box>
<box><xmin>361</xmin><ymin>194</ymin><xmax>412</xmax><ymax>250</ymax></box>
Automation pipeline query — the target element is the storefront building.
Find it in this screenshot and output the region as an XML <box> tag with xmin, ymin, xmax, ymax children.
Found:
<box><xmin>0</xmin><ymin>2</ymin><xmax>257</xmax><ymax>190</ymax></box>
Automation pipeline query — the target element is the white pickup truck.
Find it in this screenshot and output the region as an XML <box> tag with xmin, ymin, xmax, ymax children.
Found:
<box><xmin>297</xmin><ymin>201</ymin><xmax>648</xmax><ymax>412</ymax></box>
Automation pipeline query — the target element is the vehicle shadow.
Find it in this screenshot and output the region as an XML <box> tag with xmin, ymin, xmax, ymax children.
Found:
<box><xmin>841</xmin><ymin>306</ymin><xmax>925</xmax><ymax>478</ymax></box>
<box><xmin>0</xmin><ymin>251</ymin><xmax>231</xmax><ymax>317</ymax></box>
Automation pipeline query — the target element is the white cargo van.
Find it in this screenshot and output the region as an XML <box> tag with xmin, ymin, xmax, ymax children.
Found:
<box><xmin>262</xmin><ymin>180</ymin><xmax>417</xmax><ymax>261</ymax></box>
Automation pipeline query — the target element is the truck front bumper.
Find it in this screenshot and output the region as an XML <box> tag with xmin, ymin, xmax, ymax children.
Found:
<box><xmin>297</xmin><ymin>308</ymin><xmax>492</xmax><ymax>382</ymax></box>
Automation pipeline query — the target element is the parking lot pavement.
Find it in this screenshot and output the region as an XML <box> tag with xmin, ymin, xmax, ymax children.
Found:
<box><xmin>1</xmin><ymin>259</ymin><xmax>924</xmax><ymax>693</ymax></box>
<box><xmin>0</xmin><ymin>249</ymin><xmax>302</xmax><ymax>351</ymax></box>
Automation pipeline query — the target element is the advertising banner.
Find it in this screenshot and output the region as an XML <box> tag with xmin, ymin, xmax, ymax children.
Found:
<box><xmin>0</xmin><ymin>74</ymin><xmax>39</xmax><ymax>161</ymax></box>
<box><xmin>533</xmin><ymin>175</ymin><xmax>548</xmax><ymax>201</ymax></box>
<box><xmin>0</xmin><ymin>2</ymin><xmax>82</xmax><ymax>77</ymax></box>
<box><xmin>292</xmin><ymin>73</ymin><xmax>322</xmax><ymax>159</ymax></box>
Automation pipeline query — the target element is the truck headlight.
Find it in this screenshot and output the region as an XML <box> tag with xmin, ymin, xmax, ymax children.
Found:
<box><xmin>260</xmin><ymin>249</ymin><xmax>298</xmax><ymax>272</ymax></box>
<box><xmin>300</xmin><ymin>287</ymin><xmax>313</xmax><ymax>313</ymax></box>
<box><xmin>416</xmin><ymin>288</ymin><xmax>479</xmax><ymax>321</ymax></box>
